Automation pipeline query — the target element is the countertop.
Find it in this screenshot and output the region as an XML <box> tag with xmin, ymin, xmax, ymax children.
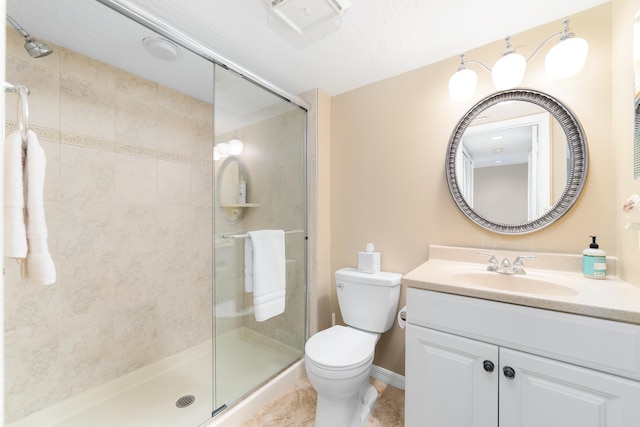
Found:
<box><xmin>402</xmin><ymin>245</ymin><xmax>640</xmax><ymax>325</ymax></box>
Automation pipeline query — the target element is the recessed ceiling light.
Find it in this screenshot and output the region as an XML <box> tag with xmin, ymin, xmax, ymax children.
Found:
<box><xmin>142</xmin><ymin>37</ymin><xmax>182</xmax><ymax>62</ymax></box>
<box><xmin>491</xmin><ymin>135</ymin><xmax>504</xmax><ymax>141</ymax></box>
<box><xmin>493</xmin><ymin>147</ymin><xmax>504</xmax><ymax>153</ymax></box>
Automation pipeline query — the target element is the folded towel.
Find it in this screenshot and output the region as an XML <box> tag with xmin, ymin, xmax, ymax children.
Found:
<box><xmin>25</xmin><ymin>130</ymin><xmax>56</xmax><ymax>285</ymax></box>
<box><xmin>245</xmin><ymin>230</ymin><xmax>286</xmax><ymax>322</ymax></box>
<box><xmin>4</xmin><ymin>131</ymin><xmax>27</xmax><ymax>258</ymax></box>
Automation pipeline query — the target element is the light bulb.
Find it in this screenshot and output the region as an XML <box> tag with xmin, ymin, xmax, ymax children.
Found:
<box><xmin>228</xmin><ymin>138</ymin><xmax>244</xmax><ymax>155</ymax></box>
<box><xmin>448</xmin><ymin>68</ymin><xmax>478</xmax><ymax>102</ymax></box>
<box><xmin>492</xmin><ymin>52</ymin><xmax>526</xmax><ymax>90</ymax></box>
<box><xmin>216</xmin><ymin>142</ymin><xmax>230</xmax><ymax>158</ymax></box>
<box><xmin>545</xmin><ymin>37</ymin><xmax>588</xmax><ymax>79</ymax></box>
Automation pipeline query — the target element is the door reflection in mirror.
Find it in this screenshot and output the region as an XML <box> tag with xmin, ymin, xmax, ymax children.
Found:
<box><xmin>456</xmin><ymin>103</ymin><xmax>567</xmax><ymax>224</ymax></box>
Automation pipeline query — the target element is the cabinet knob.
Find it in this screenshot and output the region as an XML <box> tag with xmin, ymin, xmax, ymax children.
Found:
<box><xmin>483</xmin><ymin>360</ymin><xmax>495</xmax><ymax>372</ymax></box>
<box><xmin>503</xmin><ymin>366</ymin><xmax>516</xmax><ymax>379</ymax></box>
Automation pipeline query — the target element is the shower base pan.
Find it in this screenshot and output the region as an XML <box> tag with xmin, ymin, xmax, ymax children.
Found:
<box><xmin>7</xmin><ymin>327</ymin><xmax>300</xmax><ymax>427</ymax></box>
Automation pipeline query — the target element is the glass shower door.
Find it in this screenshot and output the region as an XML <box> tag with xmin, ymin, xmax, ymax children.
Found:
<box><xmin>212</xmin><ymin>64</ymin><xmax>307</xmax><ymax>411</ymax></box>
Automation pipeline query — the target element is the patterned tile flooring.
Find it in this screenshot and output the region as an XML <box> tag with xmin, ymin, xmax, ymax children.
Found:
<box><xmin>242</xmin><ymin>376</ymin><xmax>404</xmax><ymax>426</ymax></box>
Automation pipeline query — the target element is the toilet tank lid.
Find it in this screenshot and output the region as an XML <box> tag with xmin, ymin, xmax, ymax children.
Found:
<box><xmin>335</xmin><ymin>268</ymin><xmax>402</xmax><ymax>287</ymax></box>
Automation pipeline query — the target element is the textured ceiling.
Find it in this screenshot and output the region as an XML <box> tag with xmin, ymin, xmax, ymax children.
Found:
<box><xmin>7</xmin><ymin>0</ymin><xmax>609</xmax><ymax>99</ymax></box>
<box><xmin>125</xmin><ymin>0</ymin><xmax>609</xmax><ymax>96</ymax></box>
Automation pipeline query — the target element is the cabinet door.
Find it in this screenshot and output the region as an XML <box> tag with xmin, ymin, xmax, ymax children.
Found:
<box><xmin>405</xmin><ymin>325</ymin><xmax>499</xmax><ymax>427</ymax></box>
<box><xmin>500</xmin><ymin>348</ymin><xmax>640</xmax><ymax>427</ymax></box>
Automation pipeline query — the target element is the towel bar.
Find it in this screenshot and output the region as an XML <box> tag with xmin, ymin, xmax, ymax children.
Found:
<box><xmin>220</xmin><ymin>229</ymin><xmax>304</xmax><ymax>239</ymax></box>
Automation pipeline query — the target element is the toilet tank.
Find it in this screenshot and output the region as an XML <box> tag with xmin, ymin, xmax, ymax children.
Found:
<box><xmin>335</xmin><ymin>268</ymin><xmax>402</xmax><ymax>333</ymax></box>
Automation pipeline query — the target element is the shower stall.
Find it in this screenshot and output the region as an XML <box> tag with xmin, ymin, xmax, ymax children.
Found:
<box><xmin>3</xmin><ymin>1</ymin><xmax>307</xmax><ymax>426</ymax></box>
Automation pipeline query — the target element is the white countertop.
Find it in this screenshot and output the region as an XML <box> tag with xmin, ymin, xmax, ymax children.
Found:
<box><xmin>402</xmin><ymin>245</ymin><xmax>640</xmax><ymax>325</ymax></box>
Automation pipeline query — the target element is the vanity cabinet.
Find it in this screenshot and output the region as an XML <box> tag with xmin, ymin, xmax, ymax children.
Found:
<box><xmin>406</xmin><ymin>326</ymin><xmax>498</xmax><ymax>426</ymax></box>
<box><xmin>405</xmin><ymin>289</ymin><xmax>640</xmax><ymax>427</ymax></box>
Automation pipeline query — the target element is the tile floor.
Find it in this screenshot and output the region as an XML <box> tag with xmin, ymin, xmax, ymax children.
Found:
<box><xmin>242</xmin><ymin>376</ymin><xmax>405</xmax><ymax>426</ymax></box>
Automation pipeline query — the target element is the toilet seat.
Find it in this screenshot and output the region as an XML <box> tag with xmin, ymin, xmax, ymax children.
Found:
<box><xmin>305</xmin><ymin>325</ymin><xmax>378</xmax><ymax>370</ymax></box>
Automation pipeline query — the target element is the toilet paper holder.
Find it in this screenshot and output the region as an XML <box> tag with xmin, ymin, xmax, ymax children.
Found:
<box><xmin>398</xmin><ymin>305</ymin><xmax>407</xmax><ymax>329</ymax></box>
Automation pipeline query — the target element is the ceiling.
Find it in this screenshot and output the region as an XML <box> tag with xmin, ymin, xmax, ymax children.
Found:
<box><xmin>463</xmin><ymin>100</ymin><xmax>547</xmax><ymax>168</ymax></box>
<box><xmin>7</xmin><ymin>0</ymin><xmax>609</xmax><ymax>100</ymax></box>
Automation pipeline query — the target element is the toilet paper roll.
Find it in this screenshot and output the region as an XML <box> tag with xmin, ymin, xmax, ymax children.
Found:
<box><xmin>398</xmin><ymin>305</ymin><xmax>407</xmax><ymax>329</ymax></box>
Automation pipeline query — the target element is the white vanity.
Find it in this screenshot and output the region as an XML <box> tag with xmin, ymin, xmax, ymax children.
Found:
<box><xmin>403</xmin><ymin>246</ymin><xmax>640</xmax><ymax>427</ymax></box>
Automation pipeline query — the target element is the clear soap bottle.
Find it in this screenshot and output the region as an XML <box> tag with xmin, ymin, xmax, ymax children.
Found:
<box><xmin>237</xmin><ymin>175</ymin><xmax>246</xmax><ymax>204</ymax></box>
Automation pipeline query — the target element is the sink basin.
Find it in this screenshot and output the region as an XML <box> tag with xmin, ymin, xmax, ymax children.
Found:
<box><xmin>452</xmin><ymin>271</ymin><xmax>579</xmax><ymax>296</ymax></box>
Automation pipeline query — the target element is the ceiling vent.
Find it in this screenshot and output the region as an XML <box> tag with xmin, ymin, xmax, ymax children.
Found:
<box><xmin>264</xmin><ymin>0</ymin><xmax>351</xmax><ymax>47</ymax></box>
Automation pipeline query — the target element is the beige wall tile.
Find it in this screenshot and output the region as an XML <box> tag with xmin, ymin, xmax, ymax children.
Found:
<box><xmin>59</xmin><ymin>144</ymin><xmax>115</xmax><ymax>203</ymax></box>
<box><xmin>58</xmin><ymin>310</ymin><xmax>115</xmax><ymax>398</ymax></box>
<box><xmin>158</xmin><ymin>159</ymin><xmax>192</xmax><ymax>205</ymax></box>
<box><xmin>115</xmin><ymin>91</ymin><xmax>159</xmax><ymax>150</ymax></box>
<box><xmin>60</xmin><ymin>75</ymin><xmax>116</xmax><ymax>139</ymax></box>
<box><xmin>114</xmin><ymin>153</ymin><xmax>158</xmax><ymax>205</ymax></box>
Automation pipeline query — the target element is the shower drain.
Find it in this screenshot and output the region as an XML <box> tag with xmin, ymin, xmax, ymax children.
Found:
<box><xmin>176</xmin><ymin>395</ymin><xmax>196</xmax><ymax>408</ymax></box>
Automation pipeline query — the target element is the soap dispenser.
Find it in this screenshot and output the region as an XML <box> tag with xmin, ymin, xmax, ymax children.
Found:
<box><xmin>237</xmin><ymin>174</ymin><xmax>246</xmax><ymax>204</ymax></box>
<box><xmin>582</xmin><ymin>236</ymin><xmax>606</xmax><ymax>279</ymax></box>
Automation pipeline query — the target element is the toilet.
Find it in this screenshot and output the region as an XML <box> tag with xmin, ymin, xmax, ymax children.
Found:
<box><xmin>305</xmin><ymin>268</ymin><xmax>402</xmax><ymax>427</ymax></box>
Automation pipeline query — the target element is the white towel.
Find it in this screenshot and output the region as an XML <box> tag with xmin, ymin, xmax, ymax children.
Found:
<box><xmin>25</xmin><ymin>130</ymin><xmax>56</xmax><ymax>285</ymax></box>
<box><xmin>4</xmin><ymin>131</ymin><xmax>28</xmax><ymax>258</ymax></box>
<box><xmin>245</xmin><ymin>230</ymin><xmax>286</xmax><ymax>322</ymax></box>
<box><xmin>244</xmin><ymin>236</ymin><xmax>254</xmax><ymax>292</ymax></box>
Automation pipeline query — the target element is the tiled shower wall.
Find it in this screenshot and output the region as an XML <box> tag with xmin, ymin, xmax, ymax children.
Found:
<box><xmin>4</xmin><ymin>29</ymin><xmax>214</xmax><ymax>423</ymax></box>
<box><xmin>240</xmin><ymin>111</ymin><xmax>306</xmax><ymax>350</ymax></box>
<box><xmin>214</xmin><ymin>107</ymin><xmax>306</xmax><ymax>351</ymax></box>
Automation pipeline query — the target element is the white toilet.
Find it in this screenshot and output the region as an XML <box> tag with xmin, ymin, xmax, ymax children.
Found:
<box><xmin>305</xmin><ymin>268</ymin><xmax>402</xmax><ymax>427</ymax></box>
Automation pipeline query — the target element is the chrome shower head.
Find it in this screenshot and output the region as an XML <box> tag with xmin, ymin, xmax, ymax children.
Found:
<box><xmin>6</xmin><ymin>15</ymin><xmax>53</xmax><ymax>58</ymax></box>
<box><xmin>23</xmin><ymin>38</ymin><xmax>53</xmax><ymax>58</ymax></box>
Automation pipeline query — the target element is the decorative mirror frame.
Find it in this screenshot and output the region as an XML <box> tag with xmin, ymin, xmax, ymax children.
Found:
<box><xmin>216</xmin><ymin>155</ymin><xmax>250</xmax><ymax>223</ymax></box>
<box><xmin>446</xmin><ymin>89</ymin><xmax>588</xmax><ymax>234</ymax></box>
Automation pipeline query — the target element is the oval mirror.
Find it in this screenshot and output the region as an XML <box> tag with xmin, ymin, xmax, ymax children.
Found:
<box><xmin>446</xmin><ymin>89</ymin><xmax>588</xmax><ymax>234</ymax></box>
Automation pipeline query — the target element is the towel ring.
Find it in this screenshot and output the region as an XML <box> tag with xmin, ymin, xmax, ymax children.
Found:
<box><xmin>17</xmin><ymin>85</ymin><xmax>30</xmax><ymax>142</ymax></box>
<box><xmin>3</xmin><ymin>81</ymin><xmax>30</xmax><ymax>142</ymax></box>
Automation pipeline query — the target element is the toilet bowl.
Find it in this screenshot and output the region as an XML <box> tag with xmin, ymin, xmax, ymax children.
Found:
<box><xmin>304</xmin><ymin>268</ymin><xmax>402</xmax><ymax>427</ymax></box>
<box><xmin>305</xmin><ymin>325</ymin><xmax>380</xmax><ymax>427</ymax></box>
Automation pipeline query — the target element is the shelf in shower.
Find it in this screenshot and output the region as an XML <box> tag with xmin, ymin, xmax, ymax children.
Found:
<box><xmin>220</xmin><ymin>203</ymin><xmax>260</xmax><ymax>208</ymax></box>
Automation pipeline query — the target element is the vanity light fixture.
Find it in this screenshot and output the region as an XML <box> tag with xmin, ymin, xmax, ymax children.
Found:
<box><xmin>448</xmin><ymin>19</ymin><xmax>588</xmax><ymax>101</ymax></box>
<box><xmin>213</xmin><ymin>139</ymin><xmax>244</xmax><ymax>161</ymax></box>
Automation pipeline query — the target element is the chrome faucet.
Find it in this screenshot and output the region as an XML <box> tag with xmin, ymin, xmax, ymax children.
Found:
<box><xmin>478</xmin><ymin>252</ymin><xmax>536</xmax><ymax>275</ymax></box>
<box><xmin>511</xmin><ymin>255</ymin><xmax>536</xmax><ymax>274</ymax></box>
<box><xmin>477</xmin><ymin>252</ymin><xmax>499</xmax><ymax>271</ymax></box>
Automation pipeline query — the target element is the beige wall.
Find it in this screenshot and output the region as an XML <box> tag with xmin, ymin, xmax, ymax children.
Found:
<box><xmin>328</xmin><ymin>3</ymin><xmax>621</xmax><ymax>376</ymax></box>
